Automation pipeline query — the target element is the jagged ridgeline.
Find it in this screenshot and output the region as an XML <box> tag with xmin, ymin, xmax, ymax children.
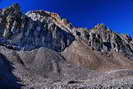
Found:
<box><xmin>0</xmin><ymin>3</ymin><xmax>133</xmax><ymax>89</ymax></box>
<box><xmin>0</xmin><ymin>3</ymin><xmax>133</xmax><ymax>55</ymax></box>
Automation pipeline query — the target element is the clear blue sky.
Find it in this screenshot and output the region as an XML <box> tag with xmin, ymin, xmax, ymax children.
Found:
<box><xmin>0</xmin><ymin>0</ymin><xmax>133</xmax><ymax>36</ymax></box>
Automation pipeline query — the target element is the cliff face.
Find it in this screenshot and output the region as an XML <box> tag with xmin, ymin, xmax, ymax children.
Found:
<box><xmin>0</xmin><ymin>4</ymin><xmax>133</xmax><ymax>54</ymax></box>
<box><xmin>0</xmin><ymin>4</ymin><xmax>75</xmax><ymax>52</ymax></box>
<box><xmin>0</xmin><ymin>4</ymin><xmax>133</xmax><ymax>89</ymax></box>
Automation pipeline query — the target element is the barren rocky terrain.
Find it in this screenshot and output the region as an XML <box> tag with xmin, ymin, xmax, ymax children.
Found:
<box><xmin>0</xmin><ymin>4</ymin><xmax>133</xmax><ymax>89</ymax></box>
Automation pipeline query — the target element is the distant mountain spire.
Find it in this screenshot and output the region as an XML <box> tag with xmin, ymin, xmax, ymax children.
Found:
<box><xmin>2</xmin><ymin>3</ymin><xmax>21</xmax><ymax>15</ymax></box>
<box><xmin>94</xmin><ymin>24</ymin><xmax>107</xmax><ymax>30</ymax></box>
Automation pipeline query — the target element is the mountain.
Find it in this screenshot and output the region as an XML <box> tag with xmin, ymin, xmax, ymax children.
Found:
<box><xmin>0</xmin><ymin>3</ymin><xmax>133</xmax><ymax>89</ymax></box>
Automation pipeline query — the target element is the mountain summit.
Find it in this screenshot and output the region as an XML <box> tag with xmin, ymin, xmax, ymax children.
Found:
<box><xmin>0</xmin><ymin>4</ymin><xmax>133</xmax><ymax>89</ymax></box>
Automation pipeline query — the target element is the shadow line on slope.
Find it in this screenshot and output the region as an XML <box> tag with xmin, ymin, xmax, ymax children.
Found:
<box><xmin>0</xmin><ymin>53</ymin><xmax>24</xmax><ymax>89</ymax></box>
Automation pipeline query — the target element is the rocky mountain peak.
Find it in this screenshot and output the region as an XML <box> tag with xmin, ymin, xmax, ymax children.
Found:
<box><xmin>94</xmin><ymin>24</ymin><xmax>107</xmax><ymax>29</ymax></box>
<box><xmin>0</xmin><ymin>5</ymin><xmax>75</xmax><ymax>52</ymax></box>
<box><xmin>91</xmin><ymin>24</ymin><xmax>111</xmax><ymax>33</ymax></box>
<box><xmin>2</xmin><ymin>3</ymin><xmax>20</xmax><ymax>15</ymax></box>
<box><xmin>9</xmin><ymin>3</ymin><xmax>20</xmax><ymax>10</ymax></box>
<box><xmin>0</xmin><ymin>4</ymin><xmax>132</xmax><ymax>55</ymax></box>
<box><xmin>26</xmin><ymin>10</ymin><xmax>73</xmax><ymax>29</ymax></box>
<box><xmin>85</xmin><ymin>24</ymin><xmax>133</xmax><ymax>55</ymax></box>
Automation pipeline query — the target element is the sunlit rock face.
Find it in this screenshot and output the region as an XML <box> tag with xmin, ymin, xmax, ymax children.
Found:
<box><xmin>0</xmin><ymin>4</ymin><xmax>75</xmax><ymax>52</ymax></box>
<box><xmin>86</xmin><ymin>24</ymin><xmax>133</xmax><ymax>55</ymax></box>
<box><xmin>0</xmin><ymin>4</ymin><xmax>133</xmax><ymax>89</ymax></box>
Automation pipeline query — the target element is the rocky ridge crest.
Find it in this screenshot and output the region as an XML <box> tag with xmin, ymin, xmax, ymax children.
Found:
<box><xmin>0</xmin><ymin>4</ymin><xmax>132</xmax><ymax>55</ymax></box>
